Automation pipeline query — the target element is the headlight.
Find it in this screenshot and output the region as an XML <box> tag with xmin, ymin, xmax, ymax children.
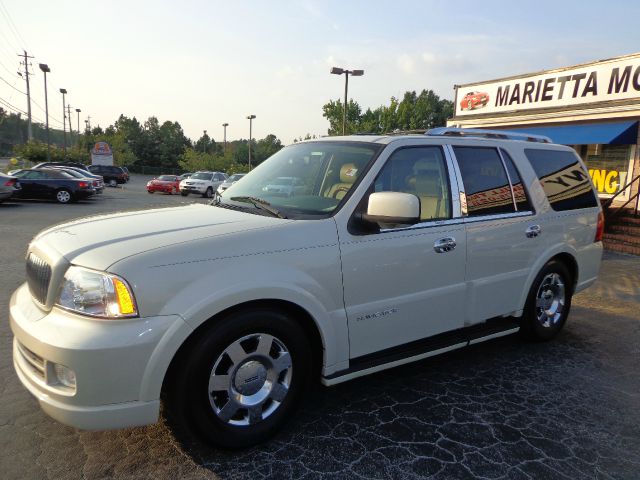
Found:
<box><xmin>56</xmin><ymin>266</ymin><xmax>138</xmax><ymax>318</ymax></box>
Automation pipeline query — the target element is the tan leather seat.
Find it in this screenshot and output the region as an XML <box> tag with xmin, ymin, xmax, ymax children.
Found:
<box><xmin>324</xmin><ymin>163</ymin><xmax>359</xmax><ymax>200</ymax></box>
<box><xmin>405</xmin><ymin>168</ymin><xmax>449</xmax><ymax>220</ymax></box>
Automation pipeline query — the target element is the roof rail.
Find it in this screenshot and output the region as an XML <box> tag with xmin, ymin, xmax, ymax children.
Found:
<box><xmin>426</xmin><ymin>127</ymin><xmax>552</xmax><ymax>143</ymax></box>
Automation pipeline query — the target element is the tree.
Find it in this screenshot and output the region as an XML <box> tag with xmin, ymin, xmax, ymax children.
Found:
<box><xmin>194</xmin><ymin>132</ymin><xmax>216</xmax><ymax>154</ymax></box>
<box><xmin>322</xmin><ymin>99</ymin><xmax>362</xmax><ymax>135</ymax></box>
<box><xmin>321</xmin><ymin>89</ymin><xmax>453</xmax><ymax>136</ymax></box>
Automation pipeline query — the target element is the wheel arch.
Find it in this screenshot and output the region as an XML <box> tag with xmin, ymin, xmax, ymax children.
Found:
<box><xmin>516</xmin><ymin>246</ymin><xmax>579</xmax><ymax>314</ymax></box>
<box><xmin>159</xmin><ymin>298</ymin><xmax>325</xmax><ymax>400</ymax></box>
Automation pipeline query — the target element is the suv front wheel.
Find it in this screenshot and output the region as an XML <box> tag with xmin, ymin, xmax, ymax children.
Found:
<box><xmin>164</xmin><ymin>307</ymin><xmax>311</xmax><ymax>448</ymax></box>
<box><xmin>520</xmin><ymin>260</ymin><xmax>573</xmax><ymax>341</ymax></box>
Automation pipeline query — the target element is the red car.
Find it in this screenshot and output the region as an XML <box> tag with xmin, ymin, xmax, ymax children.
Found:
<box><xmin>147</xmin><ymin>175</ymin><xmax>181</xmax><ymax>194</ymax></box>
<box><xmin>460</xmin><ymin>91</ymin><xmax>490</xmax><ymax>111</ymax></box>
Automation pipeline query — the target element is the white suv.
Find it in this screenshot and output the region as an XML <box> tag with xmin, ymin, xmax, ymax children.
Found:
<box><xmin>10</xmin><ymin>129</ymin><xmax>603</xmax><ymax>448</ymax></box>
<box><xmin>179</xmin><ymin>171</ymin><xmax>227</xmax><ymax>198</ymax></box>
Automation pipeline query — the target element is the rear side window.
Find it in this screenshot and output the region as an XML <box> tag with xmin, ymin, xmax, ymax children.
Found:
<box><xmin>454</xmin><ymin>147</ymin><xmax>515</xmax><ymax>216</ymax></box>
<box><xmin>524</xmin><ymin>149</ymin><xmax>598</xmax><ymax>211</ymax></box>
<box><xmin>500</xmin><ymin>150</ymin><xmax>533</xmax><ymax>212</ymax></box>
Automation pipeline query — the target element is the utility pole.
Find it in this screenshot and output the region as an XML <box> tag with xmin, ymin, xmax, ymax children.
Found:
<box><xmin>203</xmin><ymin>130</ymin><xmax>207</xmax><ymax>153</ymax></box>
<box><xmin>18</xmin><ymin>50</ymin><xmax>34</xmax><ymax>140</ymax></box>
<box><xmin>86</xmin><ymin>115</ymin><xmax>91</xmax><ymax>131</ymax></box>
<box><xmin>76</xmin><ymin>108</ymin><xmax>81</xmax><ymax>146</ymax></box>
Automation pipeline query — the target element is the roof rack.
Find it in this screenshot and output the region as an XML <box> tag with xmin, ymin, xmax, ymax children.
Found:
<box><xmin>425</xmin><ymin>127</ymin><xmax>552</xmax><ymax>143</ymax></box>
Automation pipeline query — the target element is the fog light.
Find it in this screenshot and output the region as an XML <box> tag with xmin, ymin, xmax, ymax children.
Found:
<box><xmin>53</xmin><ymin>363</ymin><xmax>76</xmax><ymax>388</ymax></box>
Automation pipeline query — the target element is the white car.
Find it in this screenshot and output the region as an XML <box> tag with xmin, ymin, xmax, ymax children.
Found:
<box><xmin>10</xmin><ymin>128</ymin><xmax>603</xmax><ymax>448</ymax></box>
<box><xmin>179</xmin><ymin>171</ymin><xmax>227</xmax><ymax>198</ymax></box>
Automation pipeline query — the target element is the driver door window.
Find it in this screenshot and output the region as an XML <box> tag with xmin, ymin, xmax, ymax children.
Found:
<box><xmin>374</xmin><ymin>146</ymin><xmax>451</xmax><ymax>221</ymax></box>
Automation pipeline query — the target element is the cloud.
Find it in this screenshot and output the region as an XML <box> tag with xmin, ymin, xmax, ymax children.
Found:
<box><xmin>397</xmin><ymin>54</ymin><xmax>415</xmax><ymax>74</ymax></box>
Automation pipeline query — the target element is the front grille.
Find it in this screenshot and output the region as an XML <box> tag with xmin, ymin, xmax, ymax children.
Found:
<box><xmin>16</xmin><ymin>341</ymin><xmax>46</xmax><ymax>381</ymax></box>
<box><xmin>26</xmin><ymin>252</ymin><xmax>52</xmax><ymax>304</ymax></box>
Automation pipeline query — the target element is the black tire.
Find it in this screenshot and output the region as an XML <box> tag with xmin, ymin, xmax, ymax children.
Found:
<box><xmin>148</xmin><ymin>190</ymin><xmax>154</xmax><ymax>194</ymax></box>
<box><xmin>180</xmin><ymin>191</ymin><xmax>188</xmax><ymax>197</ymax></box>
<box><xmin>203</xmin><ymin>187</ymin><xmax>213</xmax><ymax>198</ymax></box>
<box><xmin>164</xmin><ymin>308</ymin><xmax>312</xmax><ymax>449</ymax></box>
<box><xmin>55</xmin><ymin>188</ymin><xmax>73</xmax><ymax>204</ymax></box>
<box><xmin>520</xmin><ymin>260</ymin><xmax>573</xmax><ymax>341</ymax></box>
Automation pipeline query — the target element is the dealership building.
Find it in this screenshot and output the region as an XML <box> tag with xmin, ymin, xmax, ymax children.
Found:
<box><xmin>447</xmin><ymin>52</ymin><xmax>640</xmax><ymax>209</ymax></box>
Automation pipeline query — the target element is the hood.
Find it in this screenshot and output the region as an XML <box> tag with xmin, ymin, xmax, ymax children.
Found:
<box><xmin>32</xmin><ymin>204</ymin><xmax>291</xmax><ymax>271</ymax></box>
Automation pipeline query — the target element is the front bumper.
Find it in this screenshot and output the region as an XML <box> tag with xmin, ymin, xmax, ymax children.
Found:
<box><xmin>10</xmin><ymin>282</ymin><xmax>187</xmax><ymax>430</ymax></box>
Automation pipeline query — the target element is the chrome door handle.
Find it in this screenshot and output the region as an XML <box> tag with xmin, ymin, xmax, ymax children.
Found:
<box><xmin>525</xmin><ymin>225</ymin><xmax>541</xmax><ymax>238</ymax></box>
<box><xmin>434</xmin><ymin>237</ymin><xmax>456</xmax><ymax>253</ymax></box>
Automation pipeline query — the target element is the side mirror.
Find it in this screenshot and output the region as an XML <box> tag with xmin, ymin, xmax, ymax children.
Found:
<box><xmin>362</xmin><ymin>192</ymin><xmax>420</xmax><ymax>225</ymax></box>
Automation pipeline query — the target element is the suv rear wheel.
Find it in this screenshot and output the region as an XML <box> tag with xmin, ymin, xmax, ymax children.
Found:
<box><xmin>520</xmin><ymin>260</ymin><xmax>573</xmax><ymax>341</ymax></box>
<box><xmin>164</xmin><ymin>308</ymin><xmax>311</xmax><ymax>448</ymax></box>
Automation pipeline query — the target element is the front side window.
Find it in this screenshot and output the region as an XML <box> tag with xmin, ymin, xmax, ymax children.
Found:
<box><xmin>373</xmin><ymin>146</ymin><xmax>451</xmax><ymax>221</ymax></box>
<box><xmin>218</xmin><ymin>141</ymin><xmax>382</xmax><ymax>218</ymax></box>
<box><xmin>525</xmin><ymin>148</ymin><xmax>598</xmax><ymax>211</ymax></box>
<box><xmin>454</xmin><ymin>147</ymin><xmax>515</xmax><ymax>216</ymax></box>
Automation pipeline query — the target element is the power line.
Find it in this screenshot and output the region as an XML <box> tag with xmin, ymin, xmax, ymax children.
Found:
<box><xmin>0</xmin><ymin>95</ymin><xmax>27</xmax><ymax>115</ymax></box>
<box><xmin>0</xmin><ymin>1</ymin><xmax>31</xmax><ymax>52</ymax></box>
<box><xmin>0</xmin><ymin>73</ymin><xmax>25</xmax><ymax>94</ymax></box>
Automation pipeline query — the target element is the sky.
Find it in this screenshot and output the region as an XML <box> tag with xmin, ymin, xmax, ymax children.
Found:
<box><xmin>1</xmin><ymin>0</ymin><xmax>639</xmax><ymax>145</ymax></box>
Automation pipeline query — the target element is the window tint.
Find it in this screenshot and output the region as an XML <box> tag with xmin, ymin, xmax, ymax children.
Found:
<box><xmin>525</xmin><ymin>148</ymin><xmax>598</xmax><ymax>211</ymax></box>
<box><xmin>500</xmin><ymin>149</ymin><xmax>533</xmax><ymax>212</ymax></box>
<box><xmin>454</xmin><ymin>147</ymin><xmax>515</xmax><ymax>216</ymax></box>
<box><xmin>374</xmin><ymin>146</ymin><xmax>451</xmax><ymax>221</ymax></box>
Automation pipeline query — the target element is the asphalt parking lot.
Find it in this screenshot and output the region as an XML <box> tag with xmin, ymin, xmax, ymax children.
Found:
<box><xmin>1</xmin><ymin>175</ymin><xmax>639</xmax><ymax>479</ymax></box>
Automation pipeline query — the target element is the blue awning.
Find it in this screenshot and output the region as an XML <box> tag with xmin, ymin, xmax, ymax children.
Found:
<box><xmin>505</xmin><ymin>121</ymin><xmax>638</xmax><ymax>145</ymax></box>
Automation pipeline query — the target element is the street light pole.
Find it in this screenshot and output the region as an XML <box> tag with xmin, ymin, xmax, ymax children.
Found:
<box><xmin>59</xmin><ymin>88</ymin><xmax>67</xmax><ymax>156</ymax></box>
<box><xmin>39</xmin><ymin>64</ymin><xmax>51</xmax><ymax>161</ymax></box>
<box><xmin>203</xmin><ymin>130</ymin><xmax>207</xmax><ymax>153</ymax></box>
<box><xmin>330</xmin><ymin>67</ymin><xmax>364</xmax><ymax>135</ymax></box>
<box><xmin>246</xmin><ymin>115</ymin><xmax>256</xmax><ymax>170</ymax></box>
<box><xmin>222</xmin><ymin>123</ymin><xmax>229</xmax><ymax>154</ymax></box>
<box><xmin>76</xmin><ymin>108</ymin><xmax>81</xmax><ymax>147</ymax></box>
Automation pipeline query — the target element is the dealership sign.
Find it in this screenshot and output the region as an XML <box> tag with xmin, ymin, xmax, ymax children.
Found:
<box><xmin>455</xmin><ymin>53</ymin><xmax>640</xmax><ymax>116</ymax></box>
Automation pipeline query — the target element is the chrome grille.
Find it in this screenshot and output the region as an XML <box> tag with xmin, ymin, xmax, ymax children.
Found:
<box><xmin>16</xmin><ymin>341</ymin><xmax>46</xmax><ymax>381</ymax></box>
<box><xmin>26</xmin><ymin>252</ymin><xmax>51</xmax><ymax>304</ymax></box>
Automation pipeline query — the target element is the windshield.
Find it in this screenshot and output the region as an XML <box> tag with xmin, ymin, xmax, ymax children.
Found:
<box><xmin>158</xmin><ymin>175</ymin><xmax>174</xmax><ymax>181</ymax></box>
<box><xmin>219</xmin><ymin>141</ymin><xmax>382</xmax><ymax>218</ymax></box>
<box><xmin>192</xmin><ymin>172</ymin><xmax>212</xmax><ymax>180</ymax></box>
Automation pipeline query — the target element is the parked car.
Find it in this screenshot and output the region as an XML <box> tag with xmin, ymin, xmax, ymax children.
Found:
<box><xmin>9</xmin><ymin>129</ymin><xmax>603</xmax><ymax>449</ymax></box>
<box><xmin>147</xmin><ymin>175</ymin><xmax>181</xmax><ymax>194</ymax></box>
<box><xmin>11</xmin><ymin>168</ymin><xmax>95</xmax><ymax>203</ymax></box>
<box><xmin>48</xmin><ymin>166</ymin><xmax>104</xmax><ymax>194</ymax></box>
<box><xmin>87</xmin><ymin>164</ymin><xmax>128</xmax><ymax>186</ymax></box>
<box><xmin>460</xmin><ymin>91</ymin><xmax>490</xmax><ymax>111</ymax></box>
<box><xmin>0</xmin><ymin>172</ymin><xmax>20</xmax><ymax>203</ymax></box>
<box><xmin>217</xmin><ymin>173</ymin><xmax>246</xmax><ymax>195</ymax></box>
<box><xmin>34</xmin><ymin>161</ymin><xmax>90</xmax><ymax>171</ymax></box>
<box><xmin>179</xmin><ymin>171</ymin><xmax>227</xmax><ymax>198</ymax></box>
<box><xmin>261</xmin><ymin>176</ymin><xmax>306</xmax><ymax>197</ymax></box>
<box><xmin>179</xmin><ymin>172</ymin><xmax>192</xmax><ymax>180</ymax></box>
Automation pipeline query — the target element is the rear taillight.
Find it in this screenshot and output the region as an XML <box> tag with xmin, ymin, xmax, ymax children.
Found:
<box><xmin>595</xmin><ymin>211</ymin><xmax>605</xmax><ymax>242</ymax></box>
<box><xmin>3</xmin><ymin>178</ymin><xmax>16</xmax><ymax>187</ymax></box>
<box><xmin>93</xmin><ymin>180</ymin><xmax>99</xmax><ymax>186</ymax></box>
<box><xmin>78</xmin><ymin>181</ymin><xmax>88</xmax><ymax>188</ymax></box>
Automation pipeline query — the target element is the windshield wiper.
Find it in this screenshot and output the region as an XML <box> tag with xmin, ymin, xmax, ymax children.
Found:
<box><xmin>229</xmin><ymin>196</ymin><xmax>287</xmax><ymax>219</ymax></box>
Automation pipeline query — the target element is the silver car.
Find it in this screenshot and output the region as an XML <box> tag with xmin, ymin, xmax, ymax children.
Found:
<box><xmin>0</xmin><ymin>172</ymin><xmax>20</xmax><ymax>203</ymax></box>
<box><xmin>216</xmin><ymin>173</ymin><xmax>245</xmax><ymax>195</ymax></box>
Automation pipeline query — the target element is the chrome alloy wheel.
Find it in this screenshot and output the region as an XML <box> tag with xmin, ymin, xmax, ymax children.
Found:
<box><xmin>208</xmin><ymin>333</ymin><xmax>292</xmax><ymax>426</ymax></box>
<box><xmin>535</xmin><ymin>273</ymin><xmax>565</xmax><ymax>327</ymax></box>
